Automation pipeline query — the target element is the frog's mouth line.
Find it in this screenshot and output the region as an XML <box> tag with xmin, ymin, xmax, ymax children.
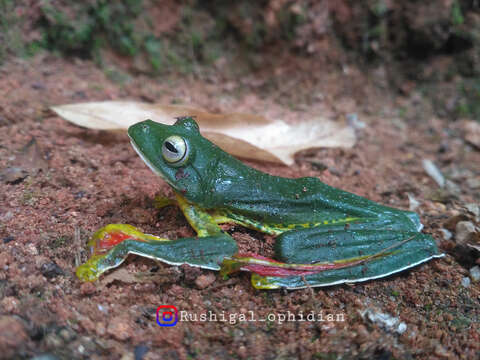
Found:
<box><xmin>129</xmin><ymin>138</ymin><xmax>176</xmax><ymax>188</ymax></box>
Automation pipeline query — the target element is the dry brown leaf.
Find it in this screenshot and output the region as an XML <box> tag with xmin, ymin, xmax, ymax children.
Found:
<box><xmin>468</xmin><ymin>244</ymin><xmax>480</xmax><ymax>253</ymax></box>
<box><xmin>462</xmin><ymin>120</ymin><xmax>480</xmax><ymax>150</ymax></box>
<box><xmin>1</xmin><ymin>138</ymin><xmax>48</xmax><ymax>184</ymax></box>
<box><xmin>466</xmin><ymin>229</ymin><xmax>480</xmax><ymax>254</ymax></box>
<box><xmin>51</xmin><ymin>101</ymin><xmax>356</xmax><ymax>165</ymax></box>
<box><xmin>100</xmin><ymin>268</ymin><xmax>139</xmax><ymax>286</ymax></box>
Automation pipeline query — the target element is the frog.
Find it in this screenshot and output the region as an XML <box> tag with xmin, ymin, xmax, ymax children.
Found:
<box><xmin>76</xmin><ymin>117</ymin><xmax>442</xmax><ymax>289</ymax></box>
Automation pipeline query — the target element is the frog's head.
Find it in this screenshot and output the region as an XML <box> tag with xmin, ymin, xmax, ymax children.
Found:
<box><xmin>128</xmin><ymin>117</ymin><xmax>219</xmax><ymax>202</ymax></box>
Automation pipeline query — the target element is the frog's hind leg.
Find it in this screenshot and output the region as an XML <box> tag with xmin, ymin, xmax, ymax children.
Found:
<box><xmin>77</xmin><ymin>194</ymin><xmax>238</xmax><ymax>282</ymax></box>
<box><xmin>222</xmin><ymin>227</ymin><xmax>442</xmax><ymax>290</ymax></box>
<box><xmin>76</xmin><ymin>224</ymin><xmax>237</xmax><ymax>281</ymax></box>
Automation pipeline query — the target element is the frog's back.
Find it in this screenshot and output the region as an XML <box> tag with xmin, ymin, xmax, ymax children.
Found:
<box><xmin>204</xmin><ymin>159</ymin><xmax>419</xmax><ymax>231</ymax></box>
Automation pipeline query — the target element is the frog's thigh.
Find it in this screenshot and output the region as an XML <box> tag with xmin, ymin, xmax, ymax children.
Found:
<box><xmin>274</xmin><ymin>227</ymin><xmax>430</xmax><ymax>264</ymax></box>
<box><xmin>257</xmin><ymin>230</ymin><xmax>440</xmax><ymax>289</ymax></box>
<box><xmin>77</xmin><ymin>234</ymin><xmax>238</xmax><ymax>281</ymax></box>
<box><xmin>253</xmin><ymin>228</ymin><xmax>441</xmax><ymax>289</ymax></box>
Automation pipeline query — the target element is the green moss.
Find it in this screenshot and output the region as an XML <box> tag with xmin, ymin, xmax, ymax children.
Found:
<box><xmin>38</xmin><ymin>1</ymin><xmax>224</xmax><ymax>74</ymax></box>
<box><xmin>397</xmin><ymin>107</ymin><xmax>407</xmax><ymax>118</ymax></box>
<box><xmin>314</xmin><ymin>352</ymin><xmax>338</xmax><ymax>360</ymax></box>
<box><xmin>2</xmin><ymin>1</ymin><xmax>307</xmax><ymax>73</ymax></box>
<box><xmin>144</xmin><ymin>36</ymin><xmax>163</xmax><ymax>71</ymax></box>
<box><xmin>39</xmin><ymin>0</ymin><xmax>142</xmax><ymax>58</ymax></box>
<box><xmin>451</xmin><ymin>1</ymin><xmax>464</xmax><ymax>26</ymax></box>
<box><xmin>104</xmin><ymin>67</ymin><xmax>131</xmax><ymax>85</ymax></box>
<box><xmin>0</xmin><ymin>0</ymin><xmax>42</xmax><ymax>63</ymax></box>
<box><xmin>450</xmin><ymin>315</ymin><xmax>471</xmax><ymax>331</ymax></box>
<box><xmin>21</xmin><ymin>188</ymin><xmax>38</xmax><ymax>206</ymax></box>
<box><xmin>456</xmin><ymin>80</ymin><xmax>480</xmax><ymax>120</ymax></box>
<box><xmin>277</xmin><ymin>6</ymin><xmax>306</xmax><ymax>41</ymax></box>
<box><xmin>372</xmin><ymin>0</ymin><xmax>389</xmax><ymax>17</ymax></box>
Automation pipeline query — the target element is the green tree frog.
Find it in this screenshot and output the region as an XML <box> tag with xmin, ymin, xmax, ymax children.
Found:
<box><xmin>76</xmin><ymin>117</ymin><xmax>442</xmax><ymax>289</ymax></box>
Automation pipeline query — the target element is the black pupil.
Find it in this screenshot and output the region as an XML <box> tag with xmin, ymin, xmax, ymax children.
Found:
<box><xmin>165</xmin><ymin>141</ymin><xmax>178</xmax><ymax>153</ymax></box>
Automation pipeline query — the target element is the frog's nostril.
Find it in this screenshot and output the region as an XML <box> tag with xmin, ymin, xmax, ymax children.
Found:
<box><xmin>141</xmin><ymin>124</ymin><xmax>149</xmax><ymax>132</ymax></box>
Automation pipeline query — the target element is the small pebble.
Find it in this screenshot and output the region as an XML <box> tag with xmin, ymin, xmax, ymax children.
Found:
<box><xmin>0</xmin><ymin>167</ymin><xmax>28</xmax><ymax>184</ymax></box>
<box><xmin>31</xmin><ymin>82</ymin><xmax>46</xmax><ymax>90</ymax></box>
<box><xmin>41</xmin><ymin>262</ymin><xmax>64</xmax><ymax>279</ymax></box>
<box><xmin>360</xmin><ymin>308</ymin><xmax>406</xmax><ymax>334</ymax></box>
<box><xmin>1</xmin><ymin>211</ymin><xmax>13</xmax><ymax>221</ymax></box>
<box><xmin>134</xmin><ymin>344</ymin><xmax>149</xmax><ymax>360</ymax></box>
<box><xmin>31</xmin><ymin>355</ymin><xmax>60</xmax><ymax>360</ymax></box>
<box><xmin>58</xmin><ymin>327</ymin><xmax>75</xmax><ymax>342</ymax></box>
<box><xmin>96</xmin><ymin>322</ymin><xmax>106</xmax><ymax>336</ymax></box>
<box><xmin>355</xmin><ymin>324</ymin><xmax>370</xmax><ymax>343</ymax></box>
<box><xmin>461</xmin><ymin>277</ymin><xmax>471</xmax><ymax>288</ymax></box>
<box><xmin>455</xmin><ymin>221</ymin><xmax>476</xmax><ymax>244</ymax></box>
<box><xmin>1</xmin><ymin>296</ymin><xmax>19</xmax><ymax>313</ymax></box>
<box><xmin>463</xmin><ymin>120</ymin><xmax>480</xmax><ymax>148</ymax></box>
<box><xmin>422</xmin><ymin>159</ymin><xmax>445</xmax><ymax>188</ymax></box>
<box><xmin>439</xmin><ymin>229</ymin><xmax>452</xmax><ymax>241</ymax></box>
<box><xmin>466</xmin><ymin>178</ymin><xmax>480</xmax><ymax>189</ymax></box>
<box><xmin>434</xmin><ymin>344</ymin><xmax>451</xmax><ymax>358</ymax></box>
<box><xmin>26</xmin><ymin>243</ymin><xmax>39</xmax><ymax>256</ymax></box>
<box><xmin>107</xmin><ymin>317</ymin><xmax>132</xmax><ymax>341</ymax></box>
<box><xmin>195</xmin><ymin>273</ymin><xmax>216</xmax><ymax>289</ymax></box>
<box><xmin>347</xmin><ymin>113</ymin><xmax>366</xmax><ymax>130</ymax></box>
<box><xmin>80</xmin><ymin>282</ymin><xmax>96</xmax><ymax>296</ymax></box>
<box><xmin>443</xmin><ymin>213</ymin><xmax>467</xmax><ymax>231</ymax></box>
<box><xmin>397</xmin><ymin>322</ymin><xmax>407</xmax><ymax>334</ymax></box>
<box><xmin>407</xmin><ymin>193</ymin><xmax>420</xmax><ymax>211</ymax></box>
<box><xmin>465</xmin><ymin>203</ymin><xmax>479</xmax><ymax>217</ymax></box>
<box><xmin>0</xmin><ymin>316</ymin><xmax>28</xmax><ymax>355</ymax></box>
<box><xmin>2</xmin><ymin>236</ymin><xmax>14</xmax><ymax>244</ymax></box>
<box><xmin>237</xmin><ymin>345</ymin><xmax>247</xmax><ymax>358</ymax></box>
<box><xmin>470</xmin><ymin>266</ymin><xmax>480</xmax><ymax>282</ymax></box>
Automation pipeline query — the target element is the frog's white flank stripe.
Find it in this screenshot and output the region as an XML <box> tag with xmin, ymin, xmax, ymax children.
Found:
<box><xmin>96</xmin><ymin>250</ymin><xmax>220</xmax><ymax>278</ymax></box>
<box><xmin>97</xmin><ymin>251</ymin><xmax>443</xmax><ymax>289</ymax></box>
<box><xmin>272</xmin><ymin>253</ymin><xmax>445</xmax><ymax>290</ymax></box>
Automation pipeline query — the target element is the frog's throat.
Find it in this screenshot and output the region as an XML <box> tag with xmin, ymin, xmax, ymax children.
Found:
<box><xmin>129</xmin><ymin>139</ymin><xmax>176</xmax><ymax>189</ymax></box>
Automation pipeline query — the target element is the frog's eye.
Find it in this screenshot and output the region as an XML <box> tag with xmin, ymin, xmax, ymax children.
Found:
<box><xmin>162</xmin><ymin>135</ymin><xmax>188</xmax><ymax>165</ymax></box>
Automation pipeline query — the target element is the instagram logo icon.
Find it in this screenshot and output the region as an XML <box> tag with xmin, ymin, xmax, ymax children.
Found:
<box><xmin>156</xmin><ymin>305</ymin><xmax>178</xmax><ymax>327</ymax></box>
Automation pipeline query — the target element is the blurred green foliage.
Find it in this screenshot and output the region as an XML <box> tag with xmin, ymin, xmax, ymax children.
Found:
<box><xmin>0</xmin><ymin>0</ymin><xmax>305</xmax><ymax>73</ymax></box>
<box><xmin>0</xmin><ymin>0</ymin><xmax>478</xmax><ymax>121</ymax></box>
<box><xmin>456</xmin><ymin>80</ymin><xmax>480</xmax><ymax>119</ymax></box>
<box><xmin>0</xmin><ymin>0</ymin><xmax>36</xmax><ymax>62</ymax></box>
<box><xmin>39</xmin><ymin>0</ymin><xmax>166</xmax><ymax>65</ymax></box>
<box><xmin>451</xmin><ymin>1</ymin><xmax>464</xmax><ymax>26</ymax></box>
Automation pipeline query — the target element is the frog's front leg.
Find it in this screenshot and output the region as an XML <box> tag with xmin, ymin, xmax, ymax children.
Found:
<box><xmin>153</xmin><ymin>195</ymin><xmax>177</xmax><ymax>209</ymax></box>
<box><xmin>76</xmin><ymin>195</ymin><xmax>237</xmax><ymax>282</ymax></box>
